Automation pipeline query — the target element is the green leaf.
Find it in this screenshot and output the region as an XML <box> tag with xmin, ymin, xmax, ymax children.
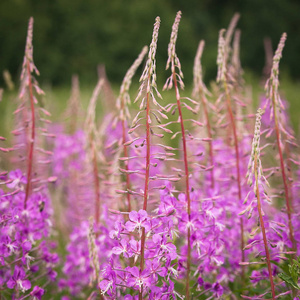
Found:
<box><xmin>278</xmin><ymin>272</ymin><xmax>300</xmax><ymax>290</ymax></box>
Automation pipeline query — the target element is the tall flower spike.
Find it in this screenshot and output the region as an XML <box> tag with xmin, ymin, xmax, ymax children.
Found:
<box><xmin>265</xmin><ymin>33</ymin><xmax>296</xmax><ymax>252</ymax></box>
<box><xmin>133</xmin><ymin>16</ymin><xmax>162</xmax><ymax>211</ymax></box>
<box><xmin>164</xmin><ymin>11</ymin><xmax>200</xmax><ymax>299</ymax></box>
<box><xmin>216</xmin><ymin>25</ymin><xmax>246</xmax><ymax>277</ymax></box>
<box><xmin>246</xmin><ymin>108</ymin><xmax>276</xmax><ymax>300</ymax></box>
<box><xmin>17</xmin><ymin>17</ymin><xmax>48</xmax><ymax>208</ymax></box>
<box><xmin>132</xmin><ymin>17</ymin><xmax>162</xmax><ymax>300</ymax></box>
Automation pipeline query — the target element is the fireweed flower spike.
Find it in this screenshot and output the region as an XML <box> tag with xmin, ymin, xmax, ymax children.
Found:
<box><xmin>265</xmin><ymin>33</ymin><xmax>297</xmax><ymax>252</ymax></box>
<box><xmin>97</xmin><ymin>16</ymin><xmax>181</xmax><ymax>300</ymax></box>
<box><xmin>134</xmin><ymin>17</ymin><xmax>161</xmax><ymax>300</ymax></box>
<box><xmin>164</xmin><ymin>11</ymin><xmax>194</xmax><ymax>298</ymax></box>
<box><xmin>0</xmin><ymin>18</ymin><xmax>58</xmax><ymax>299</ymax></box>
<box><xmin>244</xmin><ymin>108</ymin><xmax>276</xmax><ymax>300</ymax></box>
<box><xmin>217</xmin><ymin>27</ymin><xmax>246</xmax><ymax>272</ymax></box>
<box><xmin>164</xmin><ymin>11</ymin><xmax>211</xmax><ymax>299</ymax></box>
<box><xmin>18</xmin><ymin>17</ymin><xmax>45</xmax><ymax>209</ymax></box>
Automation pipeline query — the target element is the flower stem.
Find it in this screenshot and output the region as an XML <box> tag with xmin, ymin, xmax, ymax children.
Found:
<box><xmin>223</xmin><ymin>81</ymin><xmax>245</xmax><ymax>274</ymax></box>
<box><xmin>272</xmin><ymin>96</ymin><xmax>296</xmax><ymax>252</ymax></box>
<box><xmin>24</xmin><ymin>61</ymin><xmax>35</xmax><ymax>209</ymax></box>
<box><xmin>254</xmin><ymin>152</ymin><xmax>276</xmax><ymax>300</ymax></box>
<box><xmin>172</xmin><ymin>71</ymin><xmax>191</xmax><ymax>299</ymax></box>
<box><xmin>139</xmin><ymin>82</ymin><xmax>151</xmax><ymax>300</ymax></box>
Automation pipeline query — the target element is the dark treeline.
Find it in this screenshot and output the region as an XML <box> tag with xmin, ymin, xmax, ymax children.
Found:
<box><xmin>0</xmin><ymin>0</ymin><xmax>299</xmax><ymax>87</ymax></box>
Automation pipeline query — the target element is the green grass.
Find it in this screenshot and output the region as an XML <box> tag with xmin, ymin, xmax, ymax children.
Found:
<box><xmin>0</xmin><ymin>75</ymin><xmax>299</xmax><ymax>141</ymax></box>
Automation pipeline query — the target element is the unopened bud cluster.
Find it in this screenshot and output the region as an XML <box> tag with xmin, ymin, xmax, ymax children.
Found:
<box><xmin>246</xmin><ymin>108</ymin><xmax>264</xmax><ymax>187</ymax></box>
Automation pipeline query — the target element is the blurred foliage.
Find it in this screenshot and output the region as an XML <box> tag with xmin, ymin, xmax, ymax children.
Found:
<box><xmin>0</xmin><ymin>0</ymin><xmax>300</xmax><ymax>87</ymax></box>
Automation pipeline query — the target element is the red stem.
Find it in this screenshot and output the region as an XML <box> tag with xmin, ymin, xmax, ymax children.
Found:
<box><xmin>272</xmin><ymin>98</ymin><xmax>296</xmax><ymax>251</ymax></box>
<box><xmin>139</xmin><ymin>84</ymin><xmax>151</xmax><ymax>300</ymax></box>
<box><xmin>224</xmin><ymin>83</ymin><xmax>245</xmax><ymax>271</ymax></box>
<box><xmin>173</xmin><ymin>72</ymin><xmax>191</xmax><ymax>299</ymax></box>
<box><xmin>24</xmin><ymin>61</ymin><xmax>35</xmax><ymax>209</ymax></box>
<box><xmin>254</xmin><ymin>153</ymin><xmax>276</xmax><ymax>300</ymax></box>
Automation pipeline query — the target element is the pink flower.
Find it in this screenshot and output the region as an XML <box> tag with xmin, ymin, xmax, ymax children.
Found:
<box><xmin>125</xmin><ymin>210</ymin><xmax>151</xmax><ymax>233</ymax></box>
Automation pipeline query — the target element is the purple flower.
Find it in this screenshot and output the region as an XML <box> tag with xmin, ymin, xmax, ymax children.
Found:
<box><xmin>109</xmin><ymin>221</ymin><xmax>123</xmax><ymax>240</ymax></box>
<box><xmin>125</xmin><ymin>210</ymin><xmax>151</xmax><ymax>233</ymax></box>
<box><xmin>151</xmin><ymin>234</ymin><xmax>177</xmax><ymax>260</ymax></box>
<box><xmin>112</xmin><ymin>240</ymin><xmax>132</xmax><ymax>258</ymax></box>
<box><xmin>127</xmin><ymin>266</ymin><xmax>151</xmax><ymax>292</ymax></box>
<box><xmin>7</xmin><ymin>265</ymin><xmax>31</xmax><ymax>292</ymax></box>
<box><xmin>6</xmin><ymin>169</ymin><xmax>27</xmax><ymax>189</ymax></box>
<box><xmin>212</xmin><ymin>282</ymin><xmax>223</xmax><ymax>298</ymax></box>
<box><xmin>145</xmin><ymin>258</ymin><xmax>168</xmax><ymax>279</ymax></box>
<box><xmin>30</xmin><ymin>286</ymin><xmax>45</xmax><ymax>300</ymax></box>
<box><xmin>178</xmin><ymin>211</ymin><xmax>201</xmax><ymax>234</ymax></box>
<box><xmin>99</xmin><ymin>266</ymin><xmax>116</xmax><ymax>296</ymax></box>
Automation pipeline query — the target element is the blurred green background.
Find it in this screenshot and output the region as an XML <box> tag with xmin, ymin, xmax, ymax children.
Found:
<box><xmin>0</xmin><ymin>0</ymin><xmax>300</xmax><ymax>86</ymax></box>
<box><xmin>0</xmin><ymin>0</ymin><xmax>300</xmax><ymax>135</ymax></box>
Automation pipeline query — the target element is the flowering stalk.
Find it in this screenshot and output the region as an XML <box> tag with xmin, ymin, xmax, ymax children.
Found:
<box><xmin>265</xmin><ymin>33</ymin><xmax>296</xmax><ymax>251</ymax></box>
<box><xmin>133</xmin><ymin>17</ymin><xmax>161</xmax><ymax>300</ymax></box>
<box><xmin>217</xmin><ymin>28</ymin><xmax>245</xmax><ymax>271</ymax></box>
<box><xmin>21</xmin><ymin>18</ymin><xmax>36</xmax><ymax>209</ymax></box>
<box><xmin>193</xmin><ymin>40</ymin><xmax>214</xmax><ymax>190</ymax></box>
<box><xmin>116</xmin><ymin>46</ymin><xmax>148</xmax><ymax>212</ymax></box>
<box><xmin>24</xmin><ymin>60</ymin><xmax>35</xmax><ymax>209</ymax></box>
<box><xmin>15</xmin><ymin>17</ymin><xmax>52</xmax><ymax>208</ymax></box>
<box><xmin>248</xmin><ymin>108</ymin><xmax>276</xmax><ymax>299</ymax></box>
<box><xmin>164</xmin><ymin>11</ymin><xmax>192</xmax><ymax>298</ymax></box>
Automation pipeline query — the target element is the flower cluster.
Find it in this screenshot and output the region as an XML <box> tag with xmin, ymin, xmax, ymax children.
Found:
<box><xmin>0</xmin><ymin>170</ymin><xmax>58</xmax><ymax>299</ymax></box>
<box><xmin>0</xmin><ymin>11</ymin><xmax>299</xmax><ymax>300</ymax></box>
